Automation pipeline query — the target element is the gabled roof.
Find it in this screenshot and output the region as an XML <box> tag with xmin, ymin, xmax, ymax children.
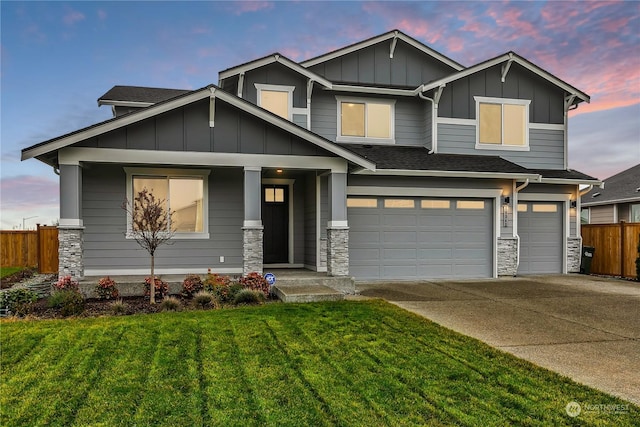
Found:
<box><xmin>218</xmin><ymin>53</ymin><xmax>332</xmax><ymax>88</ymax></box>
<box><xmin>98</xmin><ymin>85</ymin><xmax>190</xmax><ymax>107</ymax></box>
<box><xmin>21</xmin><ymin>84</ymin><xmax>376</xmax><ymax>171</ymax></box>
<box><xmin>581</xmin><ymin>164</ymin><xmax>640</xmax><ymax>206</ymax></box>
<box><xmin>418</xmin><ymin>52</ymin><xmax>590</xmax><ymax>105</ymax></box>
<box><xmin>300</xmin><ymin>29</ymin><xmax>464</xmax><ymax>71</ymax></box>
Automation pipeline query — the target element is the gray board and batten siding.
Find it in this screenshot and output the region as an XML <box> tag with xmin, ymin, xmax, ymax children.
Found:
<box><xmin>438</xmin><ymin>62</ymin><xmax>565</xmax><ymax>124</ymax></box>
<box><xmin>241</xmin><ymin>62</ymin><xmax>309</xmax><ymax>109</ymax></box>
<box><xmin>307</xmin><ymin>40</ymin><xmax>457</xmax><ymax>87</ymax></box>
<box><xmin>76</xmin><ymin>98</ymin><xmax>336</xmax><ymax>158</ymax></box>
<box><xmin>311</xmin><ymin>91</ymin><xmax>429</xmax><ymax>146</ymax></box>
<box><xmin>438</xmin><ymin>124</ymin><xmax>565</xmax><ymax>170</ymax></box>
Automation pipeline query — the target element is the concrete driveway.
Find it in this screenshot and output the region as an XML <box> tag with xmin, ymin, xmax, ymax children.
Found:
<box><xmin>357</xmin><ymin>275</ymin><xmax>640</xmax><ymax>405</ymax></box>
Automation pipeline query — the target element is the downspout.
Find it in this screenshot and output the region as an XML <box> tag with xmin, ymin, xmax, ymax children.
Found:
<box><xmin>576</xmin><ymin>184</ymin><xmax>593</xmax><ymax>240</ymax></box>
<box><xmin>418</xmin><ymin>91</ymin><xmax>436</xmax><ymax>154</ymax></box>
<box><xmin>513</xmin><ymin>179</ymin><xmax>530</xmax><ymax>273</ymax></box>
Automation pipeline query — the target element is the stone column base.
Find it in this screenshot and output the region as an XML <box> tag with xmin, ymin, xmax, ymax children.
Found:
<box><xmin>567</xmin><ymin>237</ymin><xmax>582</xmax><ymax>273</ymax></box>
<box><xmin>242</xmin><ymin>226</ymin><xmax>263</xmax><ymax>276</ymax></box>
<box><xmin>497</xmin><ymin>237</ymin><xmax>518</xmax><ymax>276</ymax></box>
<box><xmin>58</xmin><ymin>226</ymin><xmax>84</xmax><ymax>279</ymax></box>
<box><xmin>327</xmin><ymin>227</ymin><xmax>349</xmax><ymax>276</ymax></box>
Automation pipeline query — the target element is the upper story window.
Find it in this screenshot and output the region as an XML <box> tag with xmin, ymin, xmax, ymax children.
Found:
<box><xmin>125</xmin><ymin>168</ymin><xmax>210</xmax><ymax>239</ymax></box>
<box><xmin>475</xmin><ymin>96</ymin><xmax>530</xmax><ymax>151</ymax></box>
<box><xmin>336</xmin><ymin>96</ymin><xmax>395</xmax><ymax>144</ymax></box>
<box><xmin>255</xmin><ymin>84</ymin><xmax>294</xmax><ymax>120</ymax></box>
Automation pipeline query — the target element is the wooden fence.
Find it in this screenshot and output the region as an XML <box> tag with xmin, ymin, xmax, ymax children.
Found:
<box><xmin>581</xmin><ymin>222</ymin><xmax>640</xmax><ymax>278</ymax></box>
<box><xmin>0</xmin><ymin>225</ymin><xmax>59</xmax><ymax>273</ymax></box>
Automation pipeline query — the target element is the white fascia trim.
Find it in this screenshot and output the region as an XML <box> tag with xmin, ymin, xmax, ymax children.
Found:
<box><xmin>85</xmin><ymin>268</ymin><xmax>242</xmax><ymax>276</ymax></box>
<box><xmin>420</xmin><ymin>54</ymin><xmax>589</xmax><ymax>103</ymax></box>
<box><xmin>301</xmin><ymin>32</ymin><xmax>464</xmax><ymax>71</ymax></box>
<box><xmin>581</xmin><ymin>196</ymin><xmax>640</xmax><ymax>207</ymax></box>
<box><xmin>214</xmin><ymin>90</ymin><xmax>375</xmax><ymax>171</ymax></box>
<box><xmin>98</xmin><ymin>100</ymin><xmax>154</xmax><ymax>108</ymax></box>
<box><xmin>22</xmin><ymin>89</ymin><xmax>212</xmax><ymax>160</ymax></box>
<box><xmin>59</xmin><ymin>147</ymin><xmax>350</xmax><ymax>173</ymax></box>
<box><xmin>347</xmin><ymin>186</ymin><xmax>502</xmax><ymax>199</ymax></box>
<box><xmin>331</xmin><ymin>84</ymin><xmax>415</xmax><ymax>97</ymax></box>
<box><xmin>529</xmin><ymin>123</ymin><xmax>565</xmax><ymax>131</ymax></box>
<box><xmin>219</xmin><ymin>54</ymin><xmax>332</xmax><ymax>89</ymax></box>
<box><xmin>539</xmin><ymin>178</ymin><xmax>602</xmax><ymax>186</ymax></box>
<box><xmin>437</xmin><ymin>117</ymin><xmax>475</xmax><ymax>126</ymax></box>
<box><xmin>353</xmin><ymin>168</ymin><xmax>539</xmax><ymax>181</ymax></box>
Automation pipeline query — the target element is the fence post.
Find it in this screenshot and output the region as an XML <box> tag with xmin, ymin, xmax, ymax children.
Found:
<box><xmin>620</xmin><ymin>221</ymin><xmax>626</xmax><ymax>277</ymax></box>
<box><xmin>36</xmin><ymin>224</ymin><xmax>42</xmax><ymax>273</ymax></box>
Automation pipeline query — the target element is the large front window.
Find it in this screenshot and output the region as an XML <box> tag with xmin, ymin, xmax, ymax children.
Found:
<box><xmin>336</xmin><ymin>96</ymin><xmax>394</xmax><ymax>143</ymax></box>
<box><xmin>475</xmin><ymin>97</ymin><xmax>530</xmax><ymax>150</ymax></box>
<box><xmin>125</xmin><ymin>168</ymin><xmax>209</xmax><ymax>238</ymax></box>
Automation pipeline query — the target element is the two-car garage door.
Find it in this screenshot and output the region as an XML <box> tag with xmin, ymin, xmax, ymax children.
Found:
<box><xmin>348</xmin><ymin>197</ymin><xmax>493</xmax><ymax>280</ymax></box>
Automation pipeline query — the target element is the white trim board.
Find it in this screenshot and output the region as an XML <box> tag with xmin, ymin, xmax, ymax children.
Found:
<box><xmin>347</xmin><ymin>186</ymin><xmax>502</xmax><ymax>199</ymax></box>
<box><xmin>85</xmin><ymin>268</ymin><xmax>243</xmax><ymax>276</ymax></box>
<box><xmin>353</xmin><ymin>168</ymin><xmax>539</xmax><ymax>181</ymax></box>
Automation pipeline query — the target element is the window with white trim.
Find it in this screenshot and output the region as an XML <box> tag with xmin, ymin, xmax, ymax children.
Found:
<box><xmin>125</xmin><ymin>168</ymin><xmax>210</xmax><ymax>238</ymax></box>
<box><xmin>255</xmin><ymin>84</ymin><xmax>294</xmax><ymax>120</ymax></box>
<box><xmin>336</xmin><ymin>96</ymin><xmax>395</xmax><ymax>143</ymax></box>
<box><xmin>475</xmin><ymin>97</ymin><xmax>530</xmax><ymax>150</ymax></box>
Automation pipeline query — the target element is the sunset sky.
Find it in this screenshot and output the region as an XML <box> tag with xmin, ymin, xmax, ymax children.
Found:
<box><xmin>1</xmin><ymin>1</ymin><xmax>639</xmax><ymax>229</ymax></box>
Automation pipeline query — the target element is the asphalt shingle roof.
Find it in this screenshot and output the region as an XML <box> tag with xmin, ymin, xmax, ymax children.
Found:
<box><xmin>581</xmin><ymin>164</ymin><xmax>640</xmax><ymax>205</ymax></box>
<box><xmin>98</xmin><ymin>85</ymin><xmax>190</xmax><ymax>104</ymax></box>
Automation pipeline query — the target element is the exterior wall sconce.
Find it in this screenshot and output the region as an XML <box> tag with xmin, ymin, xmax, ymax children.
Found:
<box><xmin>570</xmin><ymin>200</ymin><xmax>577</xmax><ymax>208</ymax></box>
<box><xmin>502</xmin><ymin>196</ymin><xmax>510</xmax><ymax>205</ymax></box>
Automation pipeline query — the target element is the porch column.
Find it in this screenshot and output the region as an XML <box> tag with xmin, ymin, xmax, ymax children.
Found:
<box><xmin>242</xmin><ymin>167</ymin><xmax>263</xmax><ymax>275</ymax></box>
<box><xmin>327</xmin><ymin>172</ymin><xmax>349</xmax><ymax>276</ymax></box>
<box><xmin>58</xmin><ymin>164</ymin><xmax>84</xmax><ymax>279</ymax></box>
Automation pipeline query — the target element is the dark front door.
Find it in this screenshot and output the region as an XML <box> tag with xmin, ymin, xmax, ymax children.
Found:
<box><xmin>262</xmin><ymin>185</ymin><xmax>288</xmax><ymax>264</ymax></box>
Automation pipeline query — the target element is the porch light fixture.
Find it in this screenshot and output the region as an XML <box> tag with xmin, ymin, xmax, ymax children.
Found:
<box><xmin>502</xmin><ymin>196</ymin><xmax>510</xmax><ymax>205</ymax></box>
<box><xmin>570</xmin><ymin>200</ymin><xmax>577</xmax><ymax>208</ymax></box>
<box><xmin>276</xmin><ymin>169</ymin><xmax>283</xmax><ymax>174</ymax></box>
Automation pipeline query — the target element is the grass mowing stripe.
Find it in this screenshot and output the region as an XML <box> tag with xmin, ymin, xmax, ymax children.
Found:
<box><xmin>71</xmin><ymin>320</ymin><xmax>158</xmax><ymax>426</ymax></box>
<box><xmin>132</xmin><ymin>315</ymin><xmax>202</xmax><ymax>427</ymax></box>
<box><xmin>194</xmin><ymin>322</ymin><xmax>210</xmax><ymax>427</ymax></box>
<box><xmin>0</xmin><ymin>327</ymin><xmax>51</xmax><ymax>370</ymax></box>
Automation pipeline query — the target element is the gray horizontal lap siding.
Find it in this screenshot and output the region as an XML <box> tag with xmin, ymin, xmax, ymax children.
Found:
<box><xmin>82</xmin><ymin>165</ymin><xmax>243</xmax><ymax>271</ymax></box>
<box><xmin>311</xmin><ymin>91</ymin><xmax>427</xmax><ymax>146</ymax></box>
<box><xmin>438</xmin><ymin>63</ymin><xmax>564</xmax><ymax>124</ymax></box>
<box><xmin>307</xmin><ymin>41</ymin><xmax>455</xmax><ymax>87</ymax></box>
<box><xmin>438</xmin><ymin>124</ymin><xmax>564</xmax><ymax>169</ymax></box>
<box><xmin>77</xmin><ymin>98</ymin><xmax>331</xmax><ymax>157</ymax></box>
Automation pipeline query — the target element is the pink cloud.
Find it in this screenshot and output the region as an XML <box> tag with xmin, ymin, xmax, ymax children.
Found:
<box><xmin>0</xmin><ymin>175</ymin><xmax>59</xmax><ymax>212</ymax></box>
<box><xmin>63</xmin><ymin>9</ymin><xmax>85</xmax><ymax>25</ymax></box>
<box><xmin>233</xmin><ymin>1</ymin><xmax>273</xmax><ymax>15</ymax></box>
<box><xmin>97</xmin><ymin>9</ymin><xmax>107</xmax><ymax>21</ymax></box>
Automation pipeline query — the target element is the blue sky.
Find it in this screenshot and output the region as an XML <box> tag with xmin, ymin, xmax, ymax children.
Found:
<box><xmin>1</xmin><ymin>1</ymin><xmax>639</xmax><ymax>229</ymax></box>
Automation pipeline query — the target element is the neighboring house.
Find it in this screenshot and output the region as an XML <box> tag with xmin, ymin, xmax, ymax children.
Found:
<box><xmin>581</xmin><ymin>164</ymin><xmax>640</xmax><ymax>224</ymax></box>
<box><xmin>22</xmin><ymin>30</ymin><xmax>600</xmax><ymax>282</ymax></box>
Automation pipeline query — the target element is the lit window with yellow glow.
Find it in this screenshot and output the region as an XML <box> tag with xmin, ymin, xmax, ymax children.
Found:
<box><xmin>475</xmin><ymin>97</ymin><xmax>530</xmax><ymax>149</ymax></box>
<box><xmin>337</xmin><ymin>97</ymin><xmax>394</xmax><ymax>143</ymax></box>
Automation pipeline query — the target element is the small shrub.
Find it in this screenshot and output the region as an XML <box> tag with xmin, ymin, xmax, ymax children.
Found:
<box><xmin>143</xmin><ymin>277</ymin><xmax>168</xmax><ymax>301</ymax></box>
<box><xmin>181</xmin><ymin>274</ymin><xmax>204</xmax><ymax>298</ymax></box>
<box><xmin>0</xmin><ymin>288</ymin><xmax>39</xmax><ymax>316</ymax></box>
<box><xmin>48</xmin><ymin>289</ymin><xmax>85</xmax><ymax>316</ymax></box>
<box><xmin>95</xmin><ymin>276</ymin><xmax>119</xmax><ymax>300</ymax></box>
<box><xmin>203</xmin><ymin>271</ymin><xmax>234</xmax><ymax>302</ymax></box>
<box><xmin>53</xmin><ymin>275</ymin><xmax>79</xmax><ymax>291</ymax></box>
<box><xmin>193</xmin><ymin>291</ymin><xmax>216</xmax><ymax>309</ymax></box>
<box><xmin>233</xmin><ymin>289</ymin><xmax>265</xmax><ymax>305</ymax></box>
<box><xmin>159</xmin><ymin>296</ymin><xmax>182</xmax><ymax>312</ymax></box>
<box><xmin>110</xmin><ymin>299</ymin><xmax>127</xmax><ymax>315</ymax></box>
<box><xmin>239</xmin><ymin>272</ymin><xmax>270</xmax><ymax>298</ymax></box>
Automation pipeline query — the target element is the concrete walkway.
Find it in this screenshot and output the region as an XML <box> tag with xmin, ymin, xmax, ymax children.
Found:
<box><xmin>357</xmin><ymin>275</ymin><xmax>640</xmax><ymax>405</ymax></box>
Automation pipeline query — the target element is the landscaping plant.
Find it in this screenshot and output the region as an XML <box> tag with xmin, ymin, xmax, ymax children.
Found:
<box><xmin>144</xmin><ymin>277</ymin><xmax>168</xmax><ymax>301</ymax></box>
<box><xmin>239</xmin><ymin>272</ymin><xmax>270</xmax><ymax>298</ymax></box>
<box><xmin>181</xmin><ymin>274</ymin><xmax>204</xmax><ymax>298</ymax></box>
<box><xmin>53</xmin><ymin>275</ymin><xmax>79</xmax><ymax>291</ymax></box>
<box><xmin>95</xmin><ymin>276</ymin><xmax>119</xmax><ymax>300</ymax></box>
<box><xmin>159</xmin><ymin>296</ymin><xmax>182</xmax><ymax>312</ymax></box>
<box><xmin>203</xmin><ymin>270</ymin><xmax>234</xmax><ymax>303</ymax></box>
<box><xmin>122</xmin><ymin>188</ymin><xmax>175</xmax><ymax>304</ymax></box>
<box><xmin>0</xmin><ymin>288</ymin><xmax>38</xmax><ymax>316</ymax></box>
<box><xmin>109</xmin><ymin>299</ymin><xmax>127</xmax><ymax>315</ymax></box>
<box><xmin>48</xmin><ymin>289</ymin><xmax>85</xmax><ymax>316</ymax></box>
<box><xmin>192</xmin><ymin>291</ymin><xmax>216</xmax><ymax>309</ymax></box>
<box><xmin>233</xmin><ymin>289</ymin><xmax>265</xmax><ymax>305</ymax></box>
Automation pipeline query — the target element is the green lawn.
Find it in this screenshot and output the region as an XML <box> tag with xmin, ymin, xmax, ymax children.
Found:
<box><xmin>1</xmin><ymin>300</ymin><xmax>637</xmax><ymax>426</ymax></box>
<box><xmin>0</xmin><ymin>267</ymin><xmax>23</xmax><ymax>279</ymax></box>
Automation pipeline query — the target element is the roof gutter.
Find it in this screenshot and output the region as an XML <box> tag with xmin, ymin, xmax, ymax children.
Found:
<box><xmin>353</xmin><ymin>168</ymin><xmax>539</xmax><ymax>180</ymax></box>
<box><xmin>539</xmin><ymin>178</ymin><xmax>603</xmax><ymax>186</ymax></box>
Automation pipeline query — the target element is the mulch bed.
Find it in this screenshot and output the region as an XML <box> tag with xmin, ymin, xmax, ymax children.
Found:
<box><xmin>27</xmin><ymin>296</ymin><xmax>190</xmax><ymax>319</ymax></box>
<box><xmin>1</xmin><ymin>268</ymin><xmax>37</xmax><ymax>289</ymax></box>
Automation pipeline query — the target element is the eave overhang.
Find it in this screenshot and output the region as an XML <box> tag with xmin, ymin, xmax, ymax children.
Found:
<box><xmin>353</xmin><ymin>168</ymin><xmax>540</xmax><ymax>181</ymax></box>
<box><xmin>539</xmin><ymin>177</ymin><xmax>602</xmax><ymax>186</ymax></box>
<box><xmin>219</xmin><ymin>53</ymin><xmax>332</xmax><ymax>89</ymax></box>
<box><xmin>416</xmin><ymin>52</ymin><xmax>590</xmax><ymax>106</ymax></box>
<box><xmin>97</xmin><ymin>100</ymin><xmax>153</xmax><ymax>108</ymax></box>
<box><xmin>581</xmin><ymin>196</ymin><xmax>640</xmax><ymax>207</ymax></box>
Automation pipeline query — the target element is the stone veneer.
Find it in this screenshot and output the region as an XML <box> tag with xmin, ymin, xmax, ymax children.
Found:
<box><xmin>497</xmin><ymin>237</ymin><xmax>518</xmax><ymax>276</ymax></box>
<box><xmin>327</xmin><ymin>227</ymin><xmax>349</xmax><ymax>276</ymax></box>
<box><xmin>319</xmin><ymin>237</ymin><xmax>327</xmax><ymax>269</ymax></box>
<box><xmin>567</xmin><ymin>237</ymin><xmax>582</xmax><ymax>273</ymax></box>
<box><xmin>242</xmin><ymin>226</ymin><xmax>264</xmax><ymax>275</ymax></box>
<box><xmin>58</xmin><ymin>227</ymin><xmax>84</xmax><ymax>279</ymax></box>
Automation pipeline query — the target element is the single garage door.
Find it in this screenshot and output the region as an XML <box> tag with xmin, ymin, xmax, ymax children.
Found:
<box><xmin>517</xmin><ymin>201</ymin><xmax>563</xmax><ymax>274</ymax></box>
<box><xmin>348</xmin><ymin>197</ymin><xmax>493</xmax><ymax>280</ymax></box>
